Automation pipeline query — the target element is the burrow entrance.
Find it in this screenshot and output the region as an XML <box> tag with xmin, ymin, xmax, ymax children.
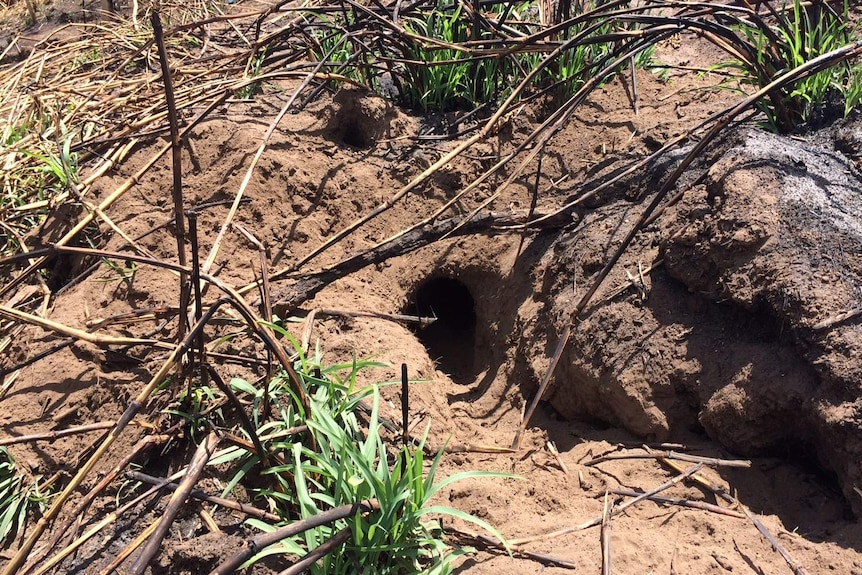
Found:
<box><xmin>405</xmin><ymin>277</ymin><xmax>481</xmax><ymax>384</ymax></box>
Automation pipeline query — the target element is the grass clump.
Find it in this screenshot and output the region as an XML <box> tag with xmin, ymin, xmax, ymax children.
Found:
<box><xmin>301</xmin><ymin>0</ymin><xmax>653</xmax><ymax>112</ymax></box>
<box><xmin>0</xmin><ymin>119</ymin><xmax>81</xmax><ymax>261</ymax></box>
<box><xmin>720</xmin><ymin>0</ymin><xmax>862</xmax><ymax>131</ymax></box>
<box><xmin>194</xmin><ymin>330</ymin><xmax>511</xmax><ymax>573</ymax></box>
<box><xmin>0</xmin><ymin>447</ymin><xmax>52</xmax><ymax>546</ymax></box>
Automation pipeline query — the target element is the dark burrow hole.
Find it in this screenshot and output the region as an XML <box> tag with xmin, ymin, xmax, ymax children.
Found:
<box><xmin>406</xmin><ymin>277</ymin><xmax>481</xmax><ymax>385</ymax></box>
<box><xmin>339</xmin><ymin>118</ymin><xmax>370</xmax><ymax>149</ymax></box>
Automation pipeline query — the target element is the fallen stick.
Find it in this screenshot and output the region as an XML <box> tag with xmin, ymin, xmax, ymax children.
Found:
<box><xmin>812</xmin><ymin>307</ymin><xmax>862</xmax><ymax>331</ymax></box>
<box><xmin>583</xmin><ymin>449</ymin><xmax>751</xmax><ymax>468</ymax></box>
<box><xmin>0</xmin><ymin>421</ymin><xmax>116</xmax><ymax>446</ymax></box>
<box><xmin>0</xmin><ymin>304</ymin><xmax>174</xmax><ymax>349</ymax></box>
<box><xmin>646</xmin><ymin>447</ymin><xmax>810</xmax><ymax>575</ymax></box>
<box><xmin>130</xmin><ymin>431</ymin><xmax>223</xmax><ymax>574</ymax></box>
<box><xmin>297</xmin><ymin>307</ymin><xmax>437</xmax><ymax>326</ymax></box>
<box><xmin>21</xmin><ymin>433</ymin><xmax>171</xmax><ymax>575</ymax></box>
<box><xmin>547</xmin><ymin>441</ymin><xmax>570</xmax><ymax>474</ymax></box>
<box><xmin>510</xmin><ymin>464</ymin><xmax>703</xmax><ymax>546</ymax></box>
<box><xmin>210</xmin><ymin>499</ymin><xmax>380</xmax><ymax>575</ymax></box>
<box><xmin>30</xmin><ymin>475</ymin><xmax>174</xmax><ymax>575</ymax></box>
<box><xmin>740</xmin><ymin>505</ymin><xmax>809</xmax><ymax>575</ymax></box>
<box><xmin>611</xmin><ymin>489</ymin><xmax>745</xmax><ymax>518</ymax></box>
<box><xmin>99</xmin><ymin>516</ymin><xmax>159</xmax><ymax>575</ymax></box>
<box><xmin>277</xmin><ymin>527</ymin><xmax>354</xmax><ymax>575</ymax></box>
<box><xmin>445</xmin><ymin>443</ymin><xmax>516</xmax><ymax>454</ymax></box>
<box><xmin>126</xmin><ymin>470</ymin><xmax>281</xmax><ymax>522</ymax></box>
<box><xmin>6</xmin><ymin>302</ymin><xmax>228</xmax><ymax>575</ymax></box>
<box><xmin>601</xmin><ymin>492</ymin><xmax>613</xmax><ymax>575</ymax></box>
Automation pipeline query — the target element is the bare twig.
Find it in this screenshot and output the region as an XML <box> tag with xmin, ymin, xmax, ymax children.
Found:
<box><xmin>547</xmin><ymin>441</ymin><xmax>569</xmax><ymax>474</ymax></box>
<box><xmin>99</xmin><ymin>518</ymin><xmax>159</xmax><ymax>575</ymax></box>
<box><xmin>0</xmin><ymin>421</ymin><xmax>116</xmax><ymax>446</ymax></box>
<box><xmin>210</xmin><ymin>499</ymin><xmax>380</xmax><ymax>575</ymax></box>
<box><xmin>151</xmin><ymin>9</ymin><xmax>189</xmax><ymax>344</ymax></box>
<box><xmin>31</xmin><ymin>475</ymin><xmax>175</xmax><ymax>575</ymax></box>
<box><xmin>812</xmin><ymin>307</ymin><xmax>862</xmax><ymax>331</ymax></box>
<box><xmin>0</xmin><ymin>304</ymin><xmax>173</xmax><ymax>349</ymax></box>
<box><xmin>22</xmin><ymin>434</ymin><xmax>171</xmax><ymax>575</ymax></box>
<box><xmin>445</xmin><ymin>443</ymin><xmax>516</xmax><ymax>454</ymax></box>
<box><xmin>127</xmin><ymin>470</ymin><xmax>281</xmax><ymax>522</ymax></box>
<box><xmin>610</xmin><ymin>489</ymin><xmax>745</xmax><ymax>518</ymax></box>
<box><xmin>601</xmin><ymin>491</ymin><xmax>613</xmax><ymax>575</ymax></box>
<box><xmin>276</xmin><ymin>527</ymin><xmax>354</xmax><ymax>575</ymax></box>
<box><xmin>510</xmin><ymin>464</ymin><xmax>703</xmax><ymax>546</ymax></box>
<box><xmin>648</xmin><ymin>448</ymin><xmax>810</xmax><ymax>575</ymax></box>
<box><xmin>297</xmin><ymin>307</ymin><xmax>437</xmax><ymax>326</ymax></box>
<box><xmin>130</xmin><ymin>431</ymin><xmax>223</xmax><ymax>574</ymax></box>
<box><xmin>583</xmin><ymin>449</ymin><xmax>751</xmax><ymax>468</ymax></box>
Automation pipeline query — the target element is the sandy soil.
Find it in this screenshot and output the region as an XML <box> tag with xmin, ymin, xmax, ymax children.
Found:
<box><xmin>1</xmin><ymin>1</ymin><xmax>861</xmax><ymax>574</ymax></box>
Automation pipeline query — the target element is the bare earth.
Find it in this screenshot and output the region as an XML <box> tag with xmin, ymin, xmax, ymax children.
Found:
<box><xmin>1</xmin><ymin>3</ymin><xmax>862</xmax><ymax>574</ymax></box>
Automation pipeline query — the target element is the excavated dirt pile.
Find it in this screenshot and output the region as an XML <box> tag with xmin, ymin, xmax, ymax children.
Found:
<box><xmin>527</xmin><ymin>123</ymin><xmax>862</xmax><ymax>516</ymax></box>
<box><xmin>3</xmin><ymin>58</ymin><xmax>862</xmax><ymax>573</ymax></box>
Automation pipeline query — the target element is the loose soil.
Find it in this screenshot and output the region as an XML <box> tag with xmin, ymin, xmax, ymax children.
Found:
<box><xmin>1</xmin><ymin>2</ymin><xmax>862</xmax><ymax>574</ymax></box>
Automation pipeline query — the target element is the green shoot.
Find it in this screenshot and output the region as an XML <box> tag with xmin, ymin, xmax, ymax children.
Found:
<box><xmin>0</xmin><ymin>448</ymin><xmax>52</xmax><ymax>545</ymax></box>
<box><xmin>722</xmin><ymin>0</ymin><xmax>862</xmax><ymax>131</ymax></box>
<box><xmin>200</xmin><ymin>332</ymin><xmax>513</xmax><ymax>574</ymax></box>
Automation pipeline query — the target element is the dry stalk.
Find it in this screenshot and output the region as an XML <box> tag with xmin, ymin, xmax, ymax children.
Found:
<box><xmin>0</xmin><ymin>421</ymin><xmax>115</xmax><ymax>446</ymax></box>
<box><xmin>127</xmin><ymin>470</ymin><xmax>281</xmax><ymax>522</ymax></box>
<box><xmin>0</xmin><ymin>304</ymin><xmax>173</xmax><ymax>349</ymax></box>
<box><xmin>601</xmin><ymin>491</ymin><xmax>613</xmax><ymax>575</ymax></box>
<box><xmin>130</xmin><ymin>431</ymin><xmax>223</xmax><ymax>574</ymax></box>
<box><xmin>303</xmin><ymin>307</ymin><xmax>436</xmax><ymax>326</ymax></box>
<box><xmin>510</xmin><ymin>464</ymin><xmax>703</xmax><ymax>546</ymax></box>
<box><xmin>3</xmin><ymin>303</ymin><xmax>226</xmax><ymax>575</ymax></box>
<box><xmin>151</xmin><ymin>9</ymin><xmax>190</xmax><ymax>348</ymax></box>
<box><xmin>100</xmin><ymin>518</ymin><xmax>160</xmax><ymax>575</ymax></box>
<box><xmin>647</xmin><ymin>447</ymin><xmax>810</xmax><ymax>575</ymax></box>
<box><xmin>276</xmin><ymin>527</ymin><xmax>354</xmax><ymax>575</ymax></box>
<box><xmin>21</xmin><ymin>433</ymin><xmax>171</xmax><ymax>575</ymax></box>
<box><xmin>611</xmin><ymin>489</ymin><xmax>745</xmax><ymax>518</ymax></box>
<box><xmin>30</xmin><ymin>474</ymin><xmax>176</xmax><ymax>575</ymax></box>
<box><xmin>200</xmin><ymin>58</ymin><xmax>330</xmax><ymax>278</ymax></box>
<box><xmin>210</xmin><ymin>499</ymin><xmax>380</xmax><ymax>575</ymax></box>
<box><xmin>583</xmin><ymin>449</ymin><xmax>751</xmax><ymax>468</ymax></box>
<box><xmin>233</xmin><ymin>223</ymin><xmax>274</xmax><ymax>415</ymax></box>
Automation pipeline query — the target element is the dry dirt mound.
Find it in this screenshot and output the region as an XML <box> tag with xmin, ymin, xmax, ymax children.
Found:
<box><xmin>525</xmin><ymin>122</ymin><xmax>862</xmax><ymax>516</ymax></box>
<box><xmin>2</xmin><ymin>23</ymin><xmax>862</xmax><ymax>575</ymax></box>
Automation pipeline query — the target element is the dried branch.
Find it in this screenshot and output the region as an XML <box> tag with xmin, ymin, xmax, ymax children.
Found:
<box><xmin>510</xmin><ymin>464</ymin><xmax>703</xmax><ymax>546</ymax></box>
<box><xmin>601</xmin><ymin>491</ymin><xmax>613</xmax><ymax>575</ymax></box>
<box><xmin>647</xmin><ymin>447</ymin><xmax>810</xmax><ymax>575</ymax></box>
<box><xmin>210</xmin><ymin>499</ymin><xmax>380</xmax><ymax>575</ymax></box>
<box><xmin>583</xmin><ymin>449</ymin><xmax>751</xmax><ymax>468</ymax></box>
<box><xmin>0</xmin><ymin>421</ymin><xmax>115</xmax><ymax>446</ymax></box>
<box><xmin>130</xmin><ymin>431</ymin><xmax>223</xmax><ymax>574</ymax></box>
<box><xmin>127</xmin><ymin>470</ymin><xmax>281</xmax><ymax>522</ymax></box>
<box><xmin>610</xmin><ymin>489</ymin><xmax>745</xmax><ymax>518</ymax></box>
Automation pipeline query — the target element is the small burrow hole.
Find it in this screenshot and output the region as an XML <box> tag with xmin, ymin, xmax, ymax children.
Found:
<box><xmin>406</xmin><ymin>277</ymin><xmax>480</xmax><ymax>384</ymax></box>
<box><xmin>340</xmin><ymin>118</ymin><xmax>369</xmax><ymax>149</ymax></box>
